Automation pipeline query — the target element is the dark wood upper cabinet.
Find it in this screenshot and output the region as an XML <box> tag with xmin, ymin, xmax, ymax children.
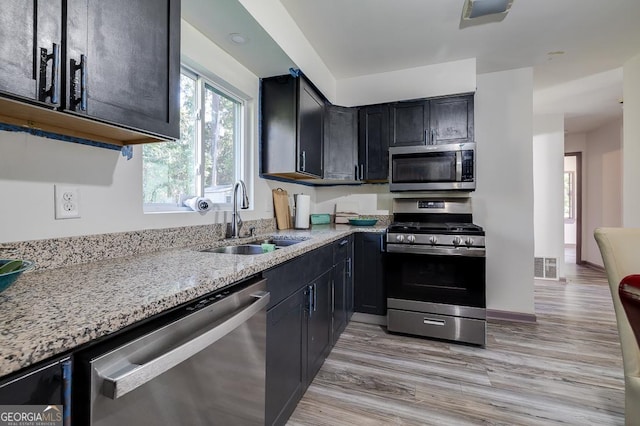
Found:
<box><xmin>390</xmin><ymin>100</ymin><xmax>429</xmax><ymax>146</ymax></box>
<box><xmin>0</xmin><ymin>0</ymin><xmax>180</xmax><ymax>146</ymax></box>
<box><xmin>324</xmin><ymin>105</ymin><xmax>358</xmax><ymax>181</ymax></box>
<box><xmin>65</xmin><ymin>0</ymin><xmax>180</xmax><ymax>139</ymax></box>
<box><xmin>358</xmin><ymin>104</ymin><xmax>390</xmax><ymax>182</ymax></box>
<box><xmin>429</xmin><ymin>94</ymin><xmax>474</xmax><ymax>145</ymax></box>
<box><xmin>261</xmin><ymin>74</ymin><xmax>324</xmax><ymax>179</ymax></box>
<box><xmin>389</xmin><ymin>94</ymin><xmax>474</xmax><ymax>146</ymax></box>
<box><xmin>0</xmin><ymin>0</ymin><xmax>63</xmax><ymax>107</ymax></box>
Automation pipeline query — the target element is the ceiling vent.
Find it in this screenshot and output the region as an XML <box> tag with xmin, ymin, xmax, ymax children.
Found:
<box><xmin>462</xmin><ymin>0</ymin><xmax>514</xmax><ymax>20</ymax></box>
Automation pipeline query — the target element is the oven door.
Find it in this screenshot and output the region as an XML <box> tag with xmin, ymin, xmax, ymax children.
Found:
<box><xmin>385</xmin><ymin>250</ymin><xmax>485</xmax><ymax>309</ymax></box>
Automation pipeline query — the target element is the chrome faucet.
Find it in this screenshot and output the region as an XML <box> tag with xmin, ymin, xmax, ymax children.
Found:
<box><xmin>227</xmin><ymin>180</ymin><xmax>249</xmax><ymax>239</ymax></box>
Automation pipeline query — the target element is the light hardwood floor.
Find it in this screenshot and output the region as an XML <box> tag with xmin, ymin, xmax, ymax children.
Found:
<box><xmin>288</xmin><ymin>265</ymin><xmax>624</xmax><ymax>425</ymax></box>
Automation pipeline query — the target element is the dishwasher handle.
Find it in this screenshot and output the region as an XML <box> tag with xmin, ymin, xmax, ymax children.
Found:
<box><xmin>101</xmin><ymin>290</ymin><xmax>270</xmax><ymax>400</ymax></box>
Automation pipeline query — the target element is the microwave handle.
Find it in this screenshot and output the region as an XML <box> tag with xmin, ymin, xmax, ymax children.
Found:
<box><xmin>456</xmin><ymin>151</ymin><xmax>463</xmax><ymax>182</ymax></box>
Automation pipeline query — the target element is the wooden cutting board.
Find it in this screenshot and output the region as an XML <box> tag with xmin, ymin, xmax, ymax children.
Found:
<box><xmin>272</xmin><ymin>188</ymin><xmax>292</xmax><ymax>230</ymax></box>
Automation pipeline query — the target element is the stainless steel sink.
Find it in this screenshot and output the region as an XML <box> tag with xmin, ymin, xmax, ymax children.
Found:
<box><xmin>258</xmin><ymin>238</ymin><xmax>305</xmax><ymax>247</ymax></box>
<box><xmin>200</xmin><ymin>245</ymin><xmax>268</xmax><ymax>255</ymax></box>
<box><xmin>199</xmin><ymin>237</ymin><xmax>308</xmax><ymax>255</ymax></box>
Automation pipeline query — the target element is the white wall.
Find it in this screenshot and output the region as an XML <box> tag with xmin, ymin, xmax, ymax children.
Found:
<box><xmin>473</xmin><ymin>68</ymin><xmax>535</xmax><ymax>315</ymax></box>
<box><xmin>336</xmin><ymin>59</ymin><xmax>476</xmax><ymax>107</ymax></box>
<box><xmin>237</xmin><ymin>0</ymin><xmax>336</xmax><ymax>102</ymax></box>
<box><xmin>623</xmin><ymin>53</ymin><xmax>640</xmax><ymax>227</ymax></box>
<box><xmin>0</xmin><ymin>21</ymin><xmax>275</xmax><ymax>243</ymax></box>
<box><xmin>564</xmin><ymin>155</ymin><xmax>577</xmax><ymax>245</ymax></box>
<box><xmin>583</xmin><ymin>119</ymin><xmax>623</xmax><ymax>266</ymax></box>
<box><xmin>533</xmin><ymin>114</ymin><xmax>565</xmax><ymax>280</ymax></box>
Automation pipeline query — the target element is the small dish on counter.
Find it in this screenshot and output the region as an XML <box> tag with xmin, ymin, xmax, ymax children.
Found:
<box><xmin>348</xmin><ymin>218</ymin><xmax>378</xmax><ymax>227</ymax></box>
<box><xmin>0</xmin><ymin>259</ymin><xmax>35</xmax><ymax>293</ymax></box>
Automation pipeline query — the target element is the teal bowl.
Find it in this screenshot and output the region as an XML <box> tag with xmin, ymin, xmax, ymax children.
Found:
<box><xmin>0</xmin><ymin>259</ymin><xmax>35</xmax><ymax>293</ymax></box>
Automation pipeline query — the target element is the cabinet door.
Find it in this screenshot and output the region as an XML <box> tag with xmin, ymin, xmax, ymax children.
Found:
<box><xmin>306</xmin><ymin>270</ymin><xmax>332</xmax><ymax>382</ymax></box>
<box><xmin>65</xmin><ymin>0</ymin><xmax>180</xmax><ymax>139</ymax></box>
<box><xmin>354</xmin><ymin>233</ymin><xmax>387</xmax><ymax>315</ymax></box>
<box><xmin>0</xmin><ymin>357</ymin><xmax>70</xmax><ymax>409</ymax></box>
<box><xmin>297</xmin><ymin>77</ymin><xmax>324</xmax><ymax>177</ymax></box>
<box><xmin>332</xmin><ymin>261</ymin><xmax>347</xmax><ymax>344</ymax></box>
<box><xmin>390</xmin><ymin>100</ymin><xmax>429</xmax><ymax>146</ymax></box>
<box><xmin>324</xmin><ymin>105</ymin><xmax>358</xmax><ymax>180</ymax></box>
<box><xmin>358</xmin><ymin>105</ymin><xmax>389</xmax><ymax>181</ymax></box>
<box><xmin>0</xmin><ymin>0</ymin><xmax>62</xmax><ymax>106</ymax></box>
<box><xmin>266</xmin><ymin>287</ymin><xmax>307</xmax><ymax>426</ymax></box>
<box><xmin>429</xmin><ymin>95</ymin><xmax>474</xmax><ymax>145</ymax></box>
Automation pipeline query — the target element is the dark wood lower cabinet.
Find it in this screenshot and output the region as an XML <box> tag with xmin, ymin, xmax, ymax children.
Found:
<box><xmin>265</xmin><ymin>286</ymin><xmax>307</xmax><ymax>426</ymax></box>
<box><xmin>306</xmin><ymin>271</ymin><xmax>332</xmax><ymax>382</ymax></box>
<box><xmin>264</xmin><ymin>237</ymin><xmax>358</xmax><ymax>426</ymax></box>
<box><xmin>354</xmin><ymin>233</ymin><xmax>387</xmax><ymax>315</ymax></box>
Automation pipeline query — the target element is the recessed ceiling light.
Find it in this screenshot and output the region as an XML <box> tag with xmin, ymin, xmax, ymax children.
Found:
<box><xmin>228</xmin><ymin>33</ymin><xmax>249</xmax><ymax>45</ymax></box>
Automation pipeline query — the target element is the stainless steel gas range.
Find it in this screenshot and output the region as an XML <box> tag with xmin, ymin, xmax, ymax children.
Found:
<box><xmin>385</xmin><ymin>198</ymin><xmax>486</xmax><ymax>346</ymax></box>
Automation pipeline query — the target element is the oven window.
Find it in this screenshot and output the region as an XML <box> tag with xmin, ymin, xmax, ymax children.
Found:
<box><xmin>392</xmin><ymin>152</ymin><xmax>457</xmax><ymax>183</ymax></box>
<box><xmin>386</xmin><ymin>253</ymin><xmax>486</xmax><ymax>308</ymax></box>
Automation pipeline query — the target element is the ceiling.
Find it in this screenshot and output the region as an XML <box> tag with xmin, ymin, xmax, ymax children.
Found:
<box><xmin>183</xmin><ymin>0</ymin><xmax>640</xmax><ymax>134</ymax></box>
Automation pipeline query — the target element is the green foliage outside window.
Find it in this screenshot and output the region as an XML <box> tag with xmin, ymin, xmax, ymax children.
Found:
<box><xmin>143</xmin><ymin>71</ymin><xmax>240</xmax><ymax>207</ymax></box>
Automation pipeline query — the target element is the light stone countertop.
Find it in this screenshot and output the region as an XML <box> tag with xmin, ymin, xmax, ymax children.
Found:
<box><xmin>0</xmin><ymin>225</ymin><xmax>385</xmax><ymax>378</ymax></box>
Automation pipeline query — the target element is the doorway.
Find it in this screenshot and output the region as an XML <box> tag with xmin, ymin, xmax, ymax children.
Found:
<box><xmin>564</xmin><ymin>152</ymin><xmax>582</xmax><ymax>264</ymax></box>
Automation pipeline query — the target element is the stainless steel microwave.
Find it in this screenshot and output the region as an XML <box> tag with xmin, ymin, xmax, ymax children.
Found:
<box><xmin>389</xmin><ymin>142</ymin><xmax>476</xmax><ymax>192</ymax></box>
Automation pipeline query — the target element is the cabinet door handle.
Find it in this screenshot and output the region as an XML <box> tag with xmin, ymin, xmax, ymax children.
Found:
<box><xmin>347</xmin><ymin>258</ymin><xmax>352</xmax><ymax>278</ymax></box>
<box><xmin>39</xmin><ymin>43</ymin><xmax>60</xmax><ymax>104</ymax></box>
<box><xmin>313</xmin><ymin>283</ymin><xmax>317</xmax><ymax>312</ymax></box>
<box><xmin>355</xmin><ymin>165</ymin><xmax>359</xmax><ymax>180</ymax></box>
<box><xmin>61</xmin><ymin>359</ymin><xmax>72</xmax><ymax>426</ymax></box>
<box><xmin>307</xmin><ymin>285</ymin><xmax>314</xmax><ymax>317</ymax></box>
<box><xmin>70</xmin><ymin>54</ymin><xmax>87</xmax><ymax>111</ymax></box>
<box><xmin>359</xmin><ymin>164</ymin><xmax>364</xmax><ymax>180</ymax></box>
<box><xmin>424</xmin><ymin>129</ymin><xmax>428</xmax><ymax>145</ymax></box>
<box><xmin>339</xmin><ymin>239</ymin><xmax>348</xmax><ymax>247</ymax></box>
<box><xmin>431</xmin><ymin>129</ymin><xmax>436</xmax><ymax>145</ymax></box>
<box><xmin>300</xmin><ymin>151</ymin><xmax>307</xmax><ymax>172</ymax></box>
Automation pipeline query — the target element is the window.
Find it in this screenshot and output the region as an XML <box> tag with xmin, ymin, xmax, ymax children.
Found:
<box><xmin>143</xmin><ymin>68</ymin><xmax>244</xmax><ymax>211</ymax></box>
<box><xmin>564</xmin><ymin>171</ymin><xmax>575</xmax><ymax>222</ymax></box>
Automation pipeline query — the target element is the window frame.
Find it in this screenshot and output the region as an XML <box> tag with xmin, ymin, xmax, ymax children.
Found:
<box><xmin>143</xmin><ymin>65</ymin><xmax>249</xmax><ymax>213</ymax></box>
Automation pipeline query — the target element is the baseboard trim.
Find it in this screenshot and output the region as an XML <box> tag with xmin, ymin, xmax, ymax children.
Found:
<box><xmin>582</xmin><ymin>261</ymin><xmax>605</xmax><ymax>272</ymax></box>
<box><xmin>351</xmin><ymin>312</ymin><xmax>387</xmax><ymax>326</ymax></box>
<box><xmin>487</xmin><ymin>309</ymin><xmax>537</xmax><ymax>323</ymax></box>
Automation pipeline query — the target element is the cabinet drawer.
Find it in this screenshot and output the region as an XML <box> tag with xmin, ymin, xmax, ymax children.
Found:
<box><xmin>387</xmin><ymin>309</ymin><xmax>486</xmax><ymax>346</ymax></box>
<box><xmin>264</xmin><ymin>245</ymin><xmax>333</xmax><ymax>309</ymax></box>
<box><xmin>333</xmin><ymin>237</ymin><xmax>351</xmax><ymax>264</ymax></box>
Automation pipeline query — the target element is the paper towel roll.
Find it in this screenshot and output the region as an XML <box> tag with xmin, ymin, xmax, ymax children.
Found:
<box><xmin>184</xmin><ymin>197</ymin><xmax>212</xmax><ymax>212</ymax></box>
<box><xmin>294</xmin><ymin>194</ymin><xmax>311</xmax><ymax>229</ymax></box>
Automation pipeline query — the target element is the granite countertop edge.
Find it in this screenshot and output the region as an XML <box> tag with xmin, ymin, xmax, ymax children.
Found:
<box><xmin>0</xmin><ymin>225</ymin><xmax>385</xmax><ymax>378</ymax></box>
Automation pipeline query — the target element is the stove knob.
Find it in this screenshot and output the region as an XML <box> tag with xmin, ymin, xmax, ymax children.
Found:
<box><xmin>429</xmin><ymin>236</ymin><xmax>438</xmax><ymax>245</ymax></box>
<box><xmin>407</xmin><ymin>235</ymin><xmax>416</xmax><ymax>243</ymax></box>
<box><xmin>396</xmin><ymin>234</ymin><xmax>405</xmax><ymax>243</ymax></box>
<box><xmin>465</xmin><ymin>238</ymin><xmax>474</xmax><ymax>247</ymax></box>
<box><xmin>453</xmin><ymin>236</ymin><xmax>462</xmax><ymax>246</ymax></box>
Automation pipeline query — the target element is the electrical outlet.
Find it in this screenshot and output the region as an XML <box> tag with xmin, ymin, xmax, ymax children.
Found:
<box><xmin>55</xmin><ymin>185</ymin><xmax>81</xmax><ymax>219</ymax></box>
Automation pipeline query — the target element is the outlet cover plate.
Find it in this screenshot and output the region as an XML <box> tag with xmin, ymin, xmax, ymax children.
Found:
<box><xmin>55</xmin><ymin>185</ymin><xmax>80</xmax><ymax>219</ymax></box>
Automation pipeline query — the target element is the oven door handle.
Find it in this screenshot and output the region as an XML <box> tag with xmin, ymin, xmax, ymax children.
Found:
<box><xmin>386</xmin><ymin>244</ymin><xmax>485</xmax><ymax>257</ymax></box>
<box><xmin>423</xmin><ymin>318</ymin><xmax>446</xmax><ymax>326</ymax></box>
<box><xmin>100</xmin><ymin>290</ymin><xmax>270</xmax><ymax>400</ymax></box>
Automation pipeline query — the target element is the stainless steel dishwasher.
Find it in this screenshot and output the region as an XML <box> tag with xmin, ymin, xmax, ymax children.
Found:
<box><xmin>74</xmin><ymin>276</ymin><xmax>269</xmax><ymax>426</ymax></box>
